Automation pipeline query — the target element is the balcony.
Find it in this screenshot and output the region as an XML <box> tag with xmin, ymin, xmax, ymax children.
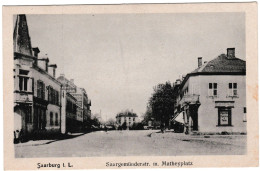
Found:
<box><xmin>179</xmin><ymin>94</ymin><xmax>200</xmax><ymax>107</ymax></box>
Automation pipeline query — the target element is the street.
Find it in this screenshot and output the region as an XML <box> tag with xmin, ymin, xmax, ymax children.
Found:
<box><xmin>15</xmin><ymin>130</ymin><xmax>246</xmax><ymax>158</ymax></box>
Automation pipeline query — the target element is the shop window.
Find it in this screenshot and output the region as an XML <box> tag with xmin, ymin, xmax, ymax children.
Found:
<box><xmin>50</xmin><ymin>112</ymin><xmax>53</xmax><ymax>126</ymax></box>
<box><xmin>55</xmin><ymin>113</ymin><xmax>58</xmax><ymax>126</ymax></box>
<box><xmin>228</xmin><ymin>83</ymin><xmax>238</xmax><ymax>97</ymax></box>
<box><xmin>218</xmin><ymin>108</ymin><xmax>232</xmax><ymax>126</ymax></box>
<box><xmin>208</xmin><ymin>83</ymin><xmax>217</xmax><ymax>96</ymax></box>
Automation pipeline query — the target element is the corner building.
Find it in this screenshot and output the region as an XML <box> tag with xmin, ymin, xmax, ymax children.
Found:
<box><xmin>174</xmin><ymin>48</ymin><xmax>246</xmax><ymax>134</ymax></box>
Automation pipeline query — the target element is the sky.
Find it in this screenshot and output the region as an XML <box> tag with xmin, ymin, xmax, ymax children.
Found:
<box><xmin>19</xmin><ymin>13</ymin><xmax>245</xmax><ymax>121</ymax></box>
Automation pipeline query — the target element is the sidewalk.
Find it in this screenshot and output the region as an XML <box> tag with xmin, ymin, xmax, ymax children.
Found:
<box><xmin>149</xmin><ymin>130</ymin><xmax>247</xmax><ymax>147</ymax></box>
<box><xmin>14</xmin><ymin>132</ymin><xmax>85</xmax><ymax>147</ymax></box>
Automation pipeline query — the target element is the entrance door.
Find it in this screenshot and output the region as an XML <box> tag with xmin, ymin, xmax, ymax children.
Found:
<box><xmin>190</xmin><ymin>106</ymin><xmax>198</xmax><ymax>131</ymax></box>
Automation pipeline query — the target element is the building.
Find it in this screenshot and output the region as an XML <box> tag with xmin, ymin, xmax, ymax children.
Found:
<box><xmin>173</xmin><ymin>48</ymin><xmax>246</xmax><ymax>134</ymax></box>
<box><xmin>13</xmin><ymin>15</ymin><xmax>61</xmax><ymax>139</ymax></box>
<box><xmin>60</xmin><ymin>90</ymin><xmax>79</xmax><ymax>133</ymax></box>
<box><xmin>116</xmin><ymin>110</ymin><xmax>138</xmax><ymax>130</ymax></box>
<box><xmin>57</xmin><ymin>74</ymin><xmax>91</xmax><ymax>132</ymax></box>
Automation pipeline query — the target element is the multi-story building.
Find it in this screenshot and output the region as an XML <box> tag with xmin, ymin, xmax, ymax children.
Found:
<box><xmin>173</xmin><ymin>48</ymin><xmax>246</xmax><ymax>134</ymax></box>
<box><xmin>13</xmin><ymin>15</ymin><xmax>61</xmax><ymax>139</ymax></box>
<box><xmin>60</xmin><ymin>90</ymin><xmax>79</xmax><ymax>133</ymax></box>
<box><xmin>57</xmin><ymin>74</ymin><xmax>91</xmax><ymax>132</ymax></box>
<box><xmin>116</xmin><ymin>110</ymin><xmax>138</xmax><ymax>129</ymax></box>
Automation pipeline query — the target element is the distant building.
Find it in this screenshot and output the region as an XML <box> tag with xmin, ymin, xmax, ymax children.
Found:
<box><xmin>173</xmin><ymin>48</ymin><xmax>246</xmax><ymax>134</ymax></box>
<box><xmin>116</xmin><ymin>111</ymin><xmax>138</xmax><ymax>129</ymax></box>
<box><xmin>13</xmin><ymin>15</ymin><xmax>61</xmax><ymax>138</ymax></box>
<box><xmin>57</xmin><ymin>74</ymin><xmax>91</xmax><ymax>132</ymax></box>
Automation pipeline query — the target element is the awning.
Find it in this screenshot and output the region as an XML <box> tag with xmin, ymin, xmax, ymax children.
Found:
<box><xmin>173</xmin><ymin>112</ymin><xmax>185</xmax><ymax>124</ymax></box>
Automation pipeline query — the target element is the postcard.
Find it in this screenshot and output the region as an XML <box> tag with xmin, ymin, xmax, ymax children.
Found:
<box><xmin>3</xmin><ymin>3</ymin><xmax>258</xmax><ymax>170</ymax></box>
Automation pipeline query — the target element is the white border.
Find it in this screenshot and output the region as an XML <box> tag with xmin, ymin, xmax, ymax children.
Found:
<box><xmin>0</xmin><ymin>1</ymin><xmax>259</xmax><ymax>171</ymax></box>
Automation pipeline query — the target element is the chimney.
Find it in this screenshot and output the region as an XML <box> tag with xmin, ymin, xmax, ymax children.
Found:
<box><xmin>45</xmin><ymin>58</ymin><xmax>49</xmax><ymax>72</ymax></box>
<box><xmin>70</xmin><ymin>79</ymin><xmax>74</xmax><ymax>83</ymax></box>
<box><xmin>227</xmin><ymin>48</ymin><xmax>235</xmax><ymax>59</ymax></box>
<box><xmin>32</xmin><ymin>47</ymin><xmax>40</xmax><ymax>65</ymax></box>
<box><xmin>198</xmin><ymin>57</ymin><xmax>202</xmax><ymax>68</ymax></box>
<box><xmin>37</xmin><ymin>57</ymin><xmax>49</xmax><ymax>72</ymax></box>
<box><xmin>48</xmin><ymin>64</ymin><xmax>57</xmax><ymax>78</ymax></box>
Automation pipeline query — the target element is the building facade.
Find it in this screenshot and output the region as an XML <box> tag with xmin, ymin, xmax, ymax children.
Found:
<box><xmin>13</xmin><ymin>15</ymin><xmax>61</xmax><ymax>139</ymax></box>
<box><xmin>57</xmin><ymin>74</ymin><xmax>91</xmax><ymax>132</ymax></box>
<box><xmin>173</xmin><ymin>48</ymin><xmax>246</xmax><ymax>134</ymax></box>
<box><xmin>60</xmin><ymin>89</ymin><xmax>79</xmax><ymax>133</ymax></box>
<box><xmin>116</xmin><ymin>111</ymin><xmax>138</xmax><ymax>129</ymax></box>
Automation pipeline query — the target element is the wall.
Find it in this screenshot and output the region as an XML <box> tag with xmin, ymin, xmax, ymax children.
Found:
<box><xmin>45</xmin><ymin>104</ymin><xmax>60</xmax><ymax>133</ymax></box>
<box><xmin>188</xmin><ymin>75</ymin><xmax>246</xmax><ymax>133</ymax></box>
<box><xmin>32</xmin><ymin>66</ymin><xmax>61</xmax><ymax>133</ymax></box>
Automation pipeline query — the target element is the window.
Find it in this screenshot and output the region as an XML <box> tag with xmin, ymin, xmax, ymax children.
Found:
<box><xmin>243</xmin><ymin>107</ymin><xmax>247</xmax><ymax>122</ymax></box>
<box><xmin>50</xmin><ymin>112</ymin><xmax>53</xmax><ymax>126</ymax></box>
<box><xmin>37</xmin><ymin>80</ymin><xmax>45</xmax><ymax>99</ymax></box>
<box><xmin>19</xmin><ymin>76</ymin><xmax>29</xmax><ymax>91</ymax></box>
<box><xmin>218</xmin><ymin>108</ymin><xmax>232</xmax><ymax>126</ymax></box>
<box><xmin>208</xmin><ymin>83</ymin><xmax>217</xmax><ymax>96</ymax></box>
<box><xmin>133</xmin><ymin>118</ymin><xmax>135</xmax><ymax>122</ymax></box>
<box><xmin>48</xmin><ymin>87</ymin><xmax>59</xmax><ymax>105</ymax></box>
<box><xmin>55</xmin><ymin>113</ymin><xmax>58</xmax><ymax>126</ymax></box>
<box><xmin>19</xmin><ymin>69</ymin><xmax>29</xmax><ymax>75</ymax></box>
<box><xmin>18</xmin><ymin>69</ymin><xmax>30</xmax><ymax>92</ymax></box>
<box><xmin>228</xmin><ymin>83</ymin><xmax>238</xmax><ymax>96</ymax></box>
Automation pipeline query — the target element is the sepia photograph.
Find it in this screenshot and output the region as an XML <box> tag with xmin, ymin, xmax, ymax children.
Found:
<box><xmin>3</xmin><ymin>2</ymin><xmax>258</xmax><ymax>170</ymax></box>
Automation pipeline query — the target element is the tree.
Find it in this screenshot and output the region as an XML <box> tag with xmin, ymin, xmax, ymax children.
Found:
<box><xmin>148</xmin><ymin>81</ymin><xmax>175</xmax><ymax>130</ymax></box>
<box><xmin>141</xmin><ymin>106</ymin><xmax>153</xmax><ymax>125</ymax></box>
<box><xmin>106</xmin><ymin>118</ymin><xmax>116</xmax><ymax>126</ymax></box>
<box><xmin>91</xmin><ymin>114</ymin><xmax>101</xmax><ymax>127</ymax></box>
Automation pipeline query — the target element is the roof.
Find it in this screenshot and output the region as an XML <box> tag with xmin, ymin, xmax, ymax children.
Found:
<box><xmin>191</xmin><ymin>54</ymin><xmax>246</xmax><ymax>74</ymax></box>
<box><xmin>13</xmin><ymin>15</ymin><xmax>33</xmax><ymax>56</ymax></box>
<box><xmin>178</xmin><ymin>53</ymin><xmax>246</xmax><ymax>90</ymax></box>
